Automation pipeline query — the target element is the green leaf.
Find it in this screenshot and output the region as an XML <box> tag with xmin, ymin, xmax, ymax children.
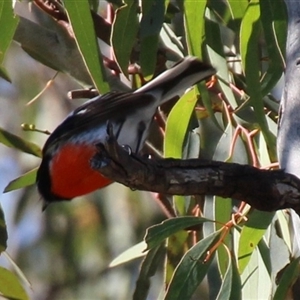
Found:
<box><xmin>259</xmin><ymin>0</ymin><xmax>286</xmax><ymax>96</ymax></box>
<box><xmin>111</xmin><ymin>0</ymin><xmax>139</xmax><ymax>77</ymax></box>
<box><xmin>164</xmin><ymin>89</ymin><xmax>199</xmax><ymax>215</ymax></box>
<box><xmin>0</xmin><ymin>127</ymin><xmax>42</xmax><ymax>157</ymax></box>
<box><xmin>205</xmin><ymin>13</ymin><xmax>238</xmax><ymax>109</ymax></box>
<box><xmin>241</xmin><ymin>247</ymin><xmax>272</xmax><ymax>298</ymax></box>
<box><xmin>230</xmin><ymin>255</ymin><xmax>242</xmax><ymax>300</ymax></box>
<box><xmin>3</xmin><ymin>168</ymin><xmax>38</xmax><ymax>193</ymax></box>
<box><xmin>133</xmin><ymin>244</ymin><xmax>166</xmax><ymax>300</ymax></box>
<box><xmin>212</xmin><ymin>121</ymin><xmax>240</xmax><ymax>278</ymax></box>
<box><xmin>227</xmin><ymin>0</ymin><xmax>248</xmax><ymax>20</ymax></box>
<box><xmin>164</xmin><ymin>231</ymin><xmax>221</xmax><ymax>300</ymax></box>
<box><xmin>268</xmin><ymin>221</ymin><xmax>289</xmax><ymax>276</ymax></box>
<box><xmin>140</xmin><ymin>0</ymin><xmax>165</xmax><ymax>77</ymax></box>
<box><xmin>0</xmin><ymin>206</ymin><xmax>7</xmax><ymax>253</ymax></box>
<box><xmin>88</xmin><ymin>0</ymin><xmax>99</xmax><ymax>12</ymax></box>
<box><xmin>257</xmin><ymin>132</ymin><xmax>271</xmax><ymax>166</ymax></box>
<box><xmin>257</xmin><ymin>238</ymin><xmax>272</xmax><ymax>276</ymax></box>
<box><xmin>165</xmin><ymin>230</ymin><xmax>189</xmax><ymax>286</ymax></box>
<box><xmin>0</xmin><ymin>0</ymin><xmax>19</xmax><ymax>82</ymax></box>
<box><xmin>238</xmin><ymin>210</ymin><xmax>274</xmax><ymax>273</ymax></box>
<box><xmin>214</xmin><ymin>196</ymin><xmax>232</xmax><ymax>277</ymax></box>
<box><xmin>64</xmin><ymin>0</ymin><xmax>109</xmax><ymax>93</ymax></box>
<box><xmin>276</xmin><ymin>210</ymin><xmax>292</xmax><ymax>254</ymax></box>
<box><xmin>145</xmin><ymin>216</ymin><xmax>212</xmax><ymax>250</ymax></box>
<box><xmin>240</xmin><ymin>0</ymin><xmax>276</xmax><ymax>160</ymax></box>
<box><xmin>213</xmin><ymin>122</ymin><xmax>247</xmax><ymax>164</ymax></box>
<box><xmin>160</xmin><ymin>24</ymin><xmax>184</xmax><ymax>59</ymax></box>
<box><xmin>0</xmin><ymin>266</ymin><xmax>29</xmax><ymax>300</ymax></box>
<box><xmin>216</xmin><ymin>246</ymin><xmax>242</xmax><ymax>300</ymax></box>
<box><xmin>106</xmin><ymin>0</ymin><xmax>124</xmax><ymax>7</ymax></box>
<box><xmin>109</xmin><ymin>241</ymin><xmax>147</xmax><ymax>268</ymax></box>
<box><xmin>273</xmin><ymin>258</ymin><xmax>300</xmax><ymax>300</ymax></box>
<box><xmin>0</xmin><ymin>66</ymin><xmax>11</xmax><ymax>82</ymax></box>
<box><xmin>184</xmin><ymin>0</ymin><xmax>207</xmax><ymax>58</ymax></box>
<box><xmin>164</xmin><ymin>89</ymin><xmax>198</xmax><ymax>159</ymax></box>
<box><xmin>2</xmin><ymin>252</ymin><xmax>31</xmax><ymax>291</ymax></box>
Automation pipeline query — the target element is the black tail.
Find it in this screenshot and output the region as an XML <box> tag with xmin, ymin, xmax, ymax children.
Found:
<box><xmin>135</xmin><ymin>57</ymin><xmax>216</xmax><ymax>104</ymax></box>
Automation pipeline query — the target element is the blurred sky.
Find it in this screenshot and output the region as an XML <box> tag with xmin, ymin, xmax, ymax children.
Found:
<box><xmin>0</xmin><ymin>4</ymin><xmax>166</xmax><ymax>299</ymax></box>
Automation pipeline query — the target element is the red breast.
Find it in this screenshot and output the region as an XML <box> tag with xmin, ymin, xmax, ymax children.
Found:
<box><xmin>49</xmin><ymin>143</ymin><xmax>111</xmax><ymax>199</ymax></box>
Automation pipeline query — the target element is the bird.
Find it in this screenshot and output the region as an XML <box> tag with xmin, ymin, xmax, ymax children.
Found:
<box><xmin>36</xmin><ymin>57</ymin><xmax>216</xmax><ymax>206</ymax></box>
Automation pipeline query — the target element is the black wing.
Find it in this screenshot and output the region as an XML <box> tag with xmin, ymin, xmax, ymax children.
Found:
<box><xmin>43</xmin><ymin>91</ymin><xmax>156</xmax><ymax>153</ymax></box>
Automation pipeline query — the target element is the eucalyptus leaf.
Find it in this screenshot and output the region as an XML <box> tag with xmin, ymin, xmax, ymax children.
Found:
<box><xmin>0</xmin><ymin>206</ymin><xmax>7</xmax><ymax>253</ymax></box>
<box><xmin>0</xmin><ymin>127</ymin><xmax>42</xmax><ymax>157</ymax></box>
<box><xmin>64</xmin><ymin>0</ymin><xmax>109</xmax><ymax>93</ymax></box>
<box><xmin>111</xmin><ymin>0</ymin><xmax>139</xmax><ymax>77</ymax></box>
<box><xmin>4</xmin><ymin>168</ymin><xmax>38</xmax><ymax>193</ymax></box>
<box><xmin>133</xmin><ymin>244</ymin><xmax>166</xmax><ymax>300</ymax></box>
<box><xmin>145</xmin><ymin>216</ymin><xmax>212</xmax><ymax>250</ymax></box>
<box><xmin>238</xmin><ymin>210</ymin><xmax>274</xmax><ymax>273</ymax></box>
<box><xmin>164</xmin><ymin>231</ymin><xmax>221</xmax><ymax>300</ymax></box>
<box><xmin>0</xmin><ymin>0</ymin><xmax>19</xmax><ymax>81</ymax></box>
<box><xmin>0</xmin><ymin>266</ymin><xmax>29</xmax><ymax>300</ymax></box>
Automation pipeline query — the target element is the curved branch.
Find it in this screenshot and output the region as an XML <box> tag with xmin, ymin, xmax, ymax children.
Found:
<box><xmin>91</xmin><ymin>126</ymin><xmax>300</xmax><ymax>215</ymax></box>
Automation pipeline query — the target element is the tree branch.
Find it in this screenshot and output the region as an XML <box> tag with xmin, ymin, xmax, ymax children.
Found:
<box><xmin>91</xmin><ymin>125</ymin><xmax>300</xmax><ymax>215</ymax></box>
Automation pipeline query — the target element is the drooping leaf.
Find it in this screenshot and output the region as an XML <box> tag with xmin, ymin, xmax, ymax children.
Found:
<box><xmin>0</xmin><ymin>0</ymin><xmax>19</xmax><ymax>82</ymax></box>
<box><xmin>238</xmin><ymin>210</ymin><xmax>274</xmax><ymax>273</ymax></box>
<box><xmin>133</xmin><ymin>244</ymin><xmax>166</xmax><ymax>300</ymax></box>
<box><xmin>145</xmin><ymin>216</ymin><xmax>212</xmax><ymax>250</ymax></box>
<box><xmin>164</xmin><ymin>89</ymin><xmax>199</xmax><ymax>214</ymax></box>
<box><xmin>64</xmin><ymin>0</ymin><xmax>109</xmax><ymax>93</ymax></box>
<box><xmin>0</xmin><ymin>127</ymin><xmax>42</xmax><ymax>157</ymax></box>
<box><xmin>164</xmin><ymin>89</ymin><xmax>198</xmax><ymax>158</ymax></box>
<box><xmin>240</xmin><ymin>0</ymin><xmax>276</xmax><ymax>160</ymax></box>
<box><xmin>0</xmin><ymin>206</ymin><xmax>7</xmax><ymax>253</ymax></box>
<box><xmin>164</xmin><ymin>231</ymin><xmax>221</xmax><ymax>300</ymax></box>
<box><xmin>139</xmin><ymin>0</ymin><xmax>165</xmax><ymax>77</ymax></box>
<box><xmin>4</xmin><ymin>168</ymin><xmax>38</xmax><ymax>193</ymax></box>
<box><xmin>227</xmin><ymin>0</ymin><xmax>248</xmax><ymax>27</ymax></box>
<box><xmin>0</xmin><ymin>66</ymin><xmax>11</xmax><ymax>82</ymax></box>
<box><xmin>183</xmin><ymin>0</ymin><xmax>206</xmax><ymax>58</ymax></box>
<box><xmin>216</xmin><ymin>246</ymin><xmax>242</xmax><ymax>300</ymax></box>
<box><xmin>273</xmin><ymin>258</ymin><xmax>300</xmax><ymax>300</ymax></box>
<box><xmin>259</xmin><ymin>0</ymin><xmax>287</xmax><ymax>96</ymax></box>
<box><xmin>213</xmin><ymin>122</ymin><xmax>247</xmax><ymax>164</ymax></box>
<box><xmin>0</xmin><ymin>266</ymin><xmax>29</xmax><ymax>300</ymax></box>
<box><xmin>109</xmin><ymin>241</ymin><xmax>147</xmax><ymax>268</ymax></box>
<box><xmin>106</xmin><ymin>0</ymin><xmax>124</xmax><ymax>7</ymax></box>
<box><xmin>111</xmin><ymin>0</ymin><xmax>139</xmax><ymax>77</ymax></box>
<box><xmin>268</xmin><ymin>220</ymin><xmax>290</xmax><ymax>277</ymax></box>
<box><xmin>235</xmin><ymin>229</ymin><xmax>272</xmax><ymax>299</ymax></box>
<box><xmin>165</xmin><ymin>230</ymin><xmax>189</xmax><ymax>286</ymax></box>
<box><xmin>205</xmin><ymin>10</ymin><xmax>238</xmax><ymax>109</ymax></box>
<box><xmin>214</xmin><ymin>196</ymin><xmax>232</xmax><ymax>277</ymax></box>
<box><xmin>160</xmin><ymin>24</ymin><xmax>184</xmax><ymax>59</ymax></box>
<box><xmin>2</xmin><ymin>252</ymin><xmax>32</xmax><ymax>291</ymax></box>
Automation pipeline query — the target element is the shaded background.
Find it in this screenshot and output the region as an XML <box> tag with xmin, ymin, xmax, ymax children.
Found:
<box><xmin>0</xmin><ymin>3</ymin><xmax>167</xmax><ymax>299</ymax></box>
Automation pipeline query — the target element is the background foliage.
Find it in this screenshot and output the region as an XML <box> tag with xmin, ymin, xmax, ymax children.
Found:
<box><xmin>0</xmin><ymin>0</ymin><xmax>296</xmax><ymax>299</ymax></box>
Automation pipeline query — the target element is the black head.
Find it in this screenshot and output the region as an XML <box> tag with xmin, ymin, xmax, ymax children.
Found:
<box><xmin>36</xmin><ymin>154</ymin><xmax>69</xmax><ymax>209</ymax></box>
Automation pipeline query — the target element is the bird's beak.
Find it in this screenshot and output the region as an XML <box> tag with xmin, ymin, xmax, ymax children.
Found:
<box><xmin>42</xmin><ymin>201</ymin><xmax>50</xmax><ymax>212</ymax></box>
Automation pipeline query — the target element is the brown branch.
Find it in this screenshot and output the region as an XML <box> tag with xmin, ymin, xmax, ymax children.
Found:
<box><xmin>91</xmin><ymin>125</ymin><xmax>300</xmax><ymax>215</ymax></box>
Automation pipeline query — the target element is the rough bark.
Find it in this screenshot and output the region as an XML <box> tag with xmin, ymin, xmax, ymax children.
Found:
<box><xmin>91</xmin><ymin>126</ymin><xmax>300</xmax><ymax>215</ymax></box>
